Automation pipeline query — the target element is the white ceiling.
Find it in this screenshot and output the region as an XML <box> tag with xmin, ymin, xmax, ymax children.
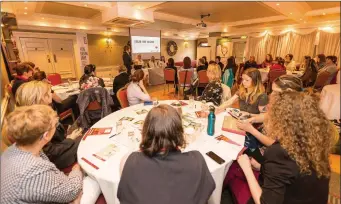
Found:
<box><xmin>1</xmin><ymin>1</ymin><xmax>340</xmax><ymax>39</ymax></box>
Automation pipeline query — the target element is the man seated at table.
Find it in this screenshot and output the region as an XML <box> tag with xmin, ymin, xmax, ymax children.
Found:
<box><xmin>11</xmin><ymin>63</ymin><xmax>33</xmax><ymax>96</ymax></box>
<box><xmin>113</xmin><ymin>65</ymin><xmax>130</xmax><ymax>109</ymax></box>
<box><xmin>148</xmin><ymin>56</ymin><xmax>159</xmax><ymax>69</ymax></box>
<box><xmin>244</xmin><ymin>56</ymin><xmax>258</xmax><ymax>70</ymax></box>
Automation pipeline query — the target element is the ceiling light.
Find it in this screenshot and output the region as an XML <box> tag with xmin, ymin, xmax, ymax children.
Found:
<box><xmin>241</xmin><ymin>36</ymin><xmax>247</xmax><ymax>39</ymax></box>
<box><xmin>1</xmin><ymin>24</ymin><xmax>4</xmax><ymax>27</ymax></box>
<box><xmin>276</xmin><ymin>3</ymin><xmax>280</xmax><ymax>6</ymax></box>
<box><xmin>24</xmin><ymin>7</ymin><xmax>28</xmax><ymax>10</ymax></box>
<box><xmin>323</xmin><ymin>13</ymin><xmax>326</xmax><ymax>15</ymax></box>
<box><xmin>80</xmin><ymin>26</ymin><xmax>87</xmax><ymax>30</ymax></box>
<box><xmin>84</xmin><ymin>4</ymin><xmax>88</xmax><ymax>7</ymax></box>
<box><xmin>24</xmin><ymin>12</ymin><xmax>27</xmax><ymax>15</ymax></box>
<box><xmin>319</xmin><ymin>26</ymin><xmax>332</xmax><ymax>31</ymax></box>
<box><xmin>223</xmin><ymin>28</ymin><xmax>227</xmax><ymax>32</ymax></box>
<box><xmin>41</xmin><ymin>17</ymin><xmax>44</xmax><ymax>20</ymax></box>
<box><xmin>289</xmin><ymin>13</ymin><xmax>293</xmax><ymax>15</ymax></box>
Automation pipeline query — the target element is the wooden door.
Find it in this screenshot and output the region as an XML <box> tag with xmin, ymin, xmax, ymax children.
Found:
<box><xmin>20</xmin><ymin>38</ymin><xmax>54</xmax><ymax>74</ymax></box>
<box><xmin>48</xmin><ymin>39</ymin><xmax>76</xmax><ymax>79</ymax></box>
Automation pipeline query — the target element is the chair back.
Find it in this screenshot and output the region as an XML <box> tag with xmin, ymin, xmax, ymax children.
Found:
<box><xmin>198</xmin><ymin>70</ymin><xmax>209</xmax><ymax>87</ymax></box>
<box><xmin>221</xmin><ymin>83</ymin><xmax>232</xmax><ymax>103</ymax></box>
<box><xmin>175</xmin><ymin>61</ymin><xmax>184</xmax><ymax>67</ymax></box>
<box><xmin>86</xmin><ymin>101</ymin><xmax>102</xmax><ymax>111</ymax></box>
<box><xmin>314</xmin><ymin>71</ymin><xmax>332</xmax><ymax>89</ymax></box>
<box><xmin>117</xmin><ymin>86</ymin><xmax>129</xmax><ymax>108</ymax></box>
<box><xmin>191</xmin><ymin>60</ymin><xmax>197</xmax><ymax>68</ymax></box>
<box><xmin>164</xmin><ymin>68</ymin><xmax>175</xmax><ymax>82</ymax></box>
<box><xmin>47</xmin><ymin>73</ymin><xmax>62</xmax><ymax>85</ymax></box>
<box><xmin>178</xmin><ymin>71</ymin><xmax>193</xmax><ymax>86</ymax></box>
<box><xmin>268</xmin><ymin>70</ymin><xmax>287</xmax><ymax>84</ymax></box>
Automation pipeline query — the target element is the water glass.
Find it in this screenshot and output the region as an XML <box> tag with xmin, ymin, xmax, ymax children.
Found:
<box><xmin>189</xmin><ymin>96</ymin><xmax>195</xmax><ymax>109</ymax></box>
<box><xmin>152</xmin><ymin>97</ymin><xmax>158</xmax><ymax>107</ymax></box>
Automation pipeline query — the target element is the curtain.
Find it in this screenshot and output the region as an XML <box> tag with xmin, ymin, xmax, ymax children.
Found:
<box><xmin>245</xmin><ymin>31</ymin><xmax>317</xmax><ymax>63</ymax></box>
<box><xmin>317</xmin><ymin>31</ymin><xmax>340</xmax><ymax>64</ymax></box>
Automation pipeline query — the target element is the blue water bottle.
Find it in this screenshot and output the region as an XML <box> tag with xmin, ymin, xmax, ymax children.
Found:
<box><xmin>207</xmin><ymin>106</ymin><xmax>215</xmax><ymax>136</ymax></box>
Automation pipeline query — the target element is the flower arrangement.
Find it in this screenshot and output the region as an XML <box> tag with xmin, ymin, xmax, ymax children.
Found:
<box><xmin>81</xmin><ymin>76</ymin><xmax>100</xmax><ymax>90</ymax></box>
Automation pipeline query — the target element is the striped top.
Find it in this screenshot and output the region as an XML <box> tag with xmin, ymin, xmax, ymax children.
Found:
<box><xmin>1</xmin><ymin>145</ymin><xmax>83</xmax><ymax>203</ymax></box>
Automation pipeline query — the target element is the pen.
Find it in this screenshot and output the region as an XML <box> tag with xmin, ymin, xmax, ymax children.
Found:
<box><xmin>109</xmin><ymin>132</ymin><xmax>120</xmax><ymax>138</ymax></box>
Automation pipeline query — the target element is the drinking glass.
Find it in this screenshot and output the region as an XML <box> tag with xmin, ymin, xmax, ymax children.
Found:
<box><xmin>152</xmin><ymin>97</ymin><xmax>158</xmax><ymax>107</ymax></box>
<box><xmin>189</xmin><ymin>96</ymin><xmax>195</xmax><ymax>109</ymax></box>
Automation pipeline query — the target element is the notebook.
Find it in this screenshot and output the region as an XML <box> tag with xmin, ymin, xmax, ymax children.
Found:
<box><xmin>222</xmin><ymin>116</ymin><xmax>246</xmax><ymax>136</ymax></box>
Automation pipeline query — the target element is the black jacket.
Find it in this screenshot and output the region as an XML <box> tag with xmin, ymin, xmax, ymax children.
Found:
<box><xmin>244</xmin><ymin>60</ymin><xmax>258</xmax><ymax>69</ymax></box>
<box><xmin>197</xmin><ymin>65</ymin><xmax>207</xmax><ymax>72</ymax></box>
<box><xmin>113</xmin><ymin>72</ymin><xmax>130</xmax><ymax>94</ymax></box>
<box><xmin>43</xmin><ymin>123</ymin><xmax>81</xmax><ymax>170</ymax></box>
<box><xmin>123</xmin><ymin>51</ymin><xmax>133</xmax><ymax>73</ymax></box>
<box><xmin>12</xmin><ymin>77</ymin><xmax>28</xmax><ymax>96</ymax></box>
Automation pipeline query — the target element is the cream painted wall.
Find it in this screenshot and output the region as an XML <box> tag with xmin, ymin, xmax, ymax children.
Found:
<box><xmin>161</xmin><ymin>38</ymin><xmax>197</xmax><ymax>62</ymax></box>
<box><xmin>87</xmin><ymin>34</ymin><xmax>129</xmax><ymax>67</ymax></box>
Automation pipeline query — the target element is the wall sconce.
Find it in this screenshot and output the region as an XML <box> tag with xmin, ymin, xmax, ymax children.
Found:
<box><xmin>184</xmin><ymin>41</ymin><xmax>189</xmax><ymax>48</ymax></box>
<box><xmin>105</xmin><ymin>37</ymin><xmax>112</xmax><ymax>48</ymax></box>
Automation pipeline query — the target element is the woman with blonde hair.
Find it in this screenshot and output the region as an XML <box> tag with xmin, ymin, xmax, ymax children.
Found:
<box><xmin>218</xmin><ymin>68</ymin><xmax>268</xmax><ymax>115</ymax></box>
<box><xmin>237</xmin><ymin>91</ymin><xmax>332</xmax><ymax>203</ymax></box>
<box><xmin>1</xmin><ymin>105</ymin><xmax>83</xmax><ymax>203</ymax></box>
<box><xmin>197</xmin><ymin>63</ymin><xmax>223</xmax><ymax>106</ymax></box>
<box><xmin>15</xmin><ymin>81</ymin><xmax>83</xmax><ymax>170</ymax></box>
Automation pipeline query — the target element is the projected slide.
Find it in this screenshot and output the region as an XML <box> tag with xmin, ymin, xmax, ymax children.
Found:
<box><xmin>131</xmin><ymin>36</ymin><xmax>160</xmax><ymax>53</ymax></box>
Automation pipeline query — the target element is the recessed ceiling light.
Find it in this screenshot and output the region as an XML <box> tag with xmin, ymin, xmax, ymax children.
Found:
<box><xmin>223</xmin><ymin>28</ymin><xmax>227</xmax><ymax>32</ymax></box>
<box><xmin>84</xmin><ymin>4</ymin><xmax>88</xmax><ymax>7</ymax></box>
<box><xmin>24</xmin><ymin>7</ymin><xmax>28</xmax><ymax>10</ymax></box>
<box><xmin>276</xmin><ymin>3</ymin><xmax>280</xmax><ymax>6</ymax></box>
<box><xmin>41</xmin><ymin>17</ymin><xmax>44</xmax><ymax>20</ymax></box>
<box><xmin>24</xmin><ymin>12</ymin><xmax>27</xmax><ymax>15</ymax></box>
<box><xmin>300</xmin><ymin>18</ymin><xmax>302</xmax><ymax>21</ymax></box>
<box><xmin>323</xmin><ymin>13</ymin><xmax>326</xmax><ymax>15</ymax></box>
<box><xmin>290</xmin><ymin>13</ymin><xmax>293</xmax><ymax>15</ymax></box>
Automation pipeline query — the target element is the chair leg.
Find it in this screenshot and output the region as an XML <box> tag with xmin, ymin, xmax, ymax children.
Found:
<box><xmin>163</xmin><ymin>83</ymin><xmax>165</xmax><ymax>95</ymax></box>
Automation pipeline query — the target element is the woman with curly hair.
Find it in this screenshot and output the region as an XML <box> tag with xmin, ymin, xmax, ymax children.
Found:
<box><xmin>237</xmin><ymin>91</ymin><xmax>333</xmax><ymax>204</ymax></box>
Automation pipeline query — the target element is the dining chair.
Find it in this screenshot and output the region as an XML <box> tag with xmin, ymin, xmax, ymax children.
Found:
<box><xmin>47</xmin><ymin>73</ymin><xmax>62</xmax><ymax>85</ymax></box>
<box><xmin>266</xmin><ymin>70</ymin><xmax>287</xmax><ymax>93</ymax></box>
<box><xmin>197</xmin><ymin>70</ymin><xmax>209</xmax><ymax>96</ymax></box>
<box><xmin>117</xmin><ymin>85</ymin><xmax>129</xmax><ymax>108</ymax></box>
<box><xmin>313</xmin><ymin>71</ymin><xmax>332</xmax><ymax>91</ymax></box>
<box><xmin>163</xmin><ymin>68</ymin><xmax>176</xmax><ymax>96</ymax></box>
<box><xmin>178</xmin><ymin>70</ymin><xmax>193</xmax><ymax>97</ymax></box>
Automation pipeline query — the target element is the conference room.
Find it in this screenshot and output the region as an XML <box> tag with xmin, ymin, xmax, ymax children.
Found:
<box><xmin>1</xmin><ymin>1</ymin><xmax>340</xmax><ymax>204</ymax></box>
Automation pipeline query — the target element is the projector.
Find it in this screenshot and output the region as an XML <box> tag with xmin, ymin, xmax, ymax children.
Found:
<box><xmin>196</xmin><ymin>22</ymin><xmax>207</xmax><ymax>28</ymax></box>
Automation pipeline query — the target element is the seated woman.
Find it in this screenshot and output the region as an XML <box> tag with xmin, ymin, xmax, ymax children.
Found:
<box><xmin>315</xmin><ymin>54</ymin><xmax>326</xmax><ymax>70</ymax></box>
<box><xmin>178</xmin><ymin>56</ymin><xmax>198</xmax><ymax>95</ymax></box>
<box><xmin>127</xmin><ymin>69</ymin><xmax>151</xmax><ymax>106</ymax></box>
<box><xmin>261</xmin><ymin>54</ymin><xmax>273</xmax><ymax>68</ymax></box>
<box><xmin>218</xmin><ymin>68</ymin><xmax>268</xmax><ymax>116</ymax></box>
<box><xmin>134</xmin><ymin>54</ymin><xmax>145</xmax><ymax>68</ymax></box>
<box><xmin>237</xmin><ymin>75</ymin><xmax>304</xmax><ymax>147</ymax></box>
<box><xmin>158</xmin><ymin>55</ymin><xmax>167</xmax><ymax>69</ymax></box>
<box><xmin>270</xmin><ymin>57</ymin><xmax>286</xmax><ymax>71</ymax></box>
<box><xmin>197</xmin><ymin>64</ymin><xmax>223</xmax><ymax>106</ymax></box>
<box><xmin>319</xmin><ymin>55</ymin><xmax>338</xmax><ymax>85</ymax></box>
<box><xmin>222</xmin><ymin>56</ymin><xmax>236</xmax><ymax>88</ymax></box>
<box><xmin>118</xmin><ymin>104</ymin><xmax>215</xmax><ymax>204</ymax></box>
<box><xmin>165</xmin><ymin>57</ymin><xmax>179</xmax><ymax>93</ymax></box>
<box><xmin>284</xmin><ymin>53</ymin><xmax>296</xmax><ymax>71</ymax></box>
<box><xmin>236</xmin><ymin>91</ymin><xmax>332</xmax><ymax>204</ymax></box>
<box><xmin>148</xmin><ymin>56</ymin><xmax>159</xmax><ymax>69</ymax></box>
<box><xmin>300</xmin><ymin>56</ymin><xmax>318</xmax><ymax>87</ymax></box>
<box><xmin>79</xmin><ymin>64</ymin><xmax>105</xmax><ymax>89</ymax></box>
<box><xmin>16</xmin><ymin>81</ymin><xmax>83</xmax><ymax>170</ymax></box>
<box><xmin>1</xmin><ymin>105</ymin><xmax>83</xmax><ymax>203</ymax></box>
<box><xmin>33</xmin><ymin>71</ymin><xmax>80</xmax><ymax>118</ymax></box>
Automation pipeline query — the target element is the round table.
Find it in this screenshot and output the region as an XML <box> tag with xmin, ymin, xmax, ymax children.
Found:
<box><xmin>258</xmin><ymin>68</ymin><xmax>303</xmax><ymax>82</ymax></box>
<box><xmin>78</xmin><ymin>100</ymin><xmax>245</xmax><ymax>204</ymax></box>
<box><xmin>320</xmin><ymin>84</ymin><xmax>340</xmax><ymax>120</ymax></box>
<box><xmin>52</xmin><ymin>82</ymin><xmax>113</xmax><ymax>100</ymax></box>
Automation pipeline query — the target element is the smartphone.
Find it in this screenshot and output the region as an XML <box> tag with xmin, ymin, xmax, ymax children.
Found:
<box><xmin>144</xmin><ymin>101</ymin><xmax>153</xmax><ymax>106</ymax></box>
<box><xmin>206</xmin><ymin>151</ymin><xmax>225</xmax><ymax>164</ymax></box>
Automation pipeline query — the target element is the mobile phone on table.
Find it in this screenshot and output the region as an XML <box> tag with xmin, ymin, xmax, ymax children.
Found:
<box><xmin>206</xmin><ymin>151</ymin><xmax>225</xmax><ymax>164</ymax></box>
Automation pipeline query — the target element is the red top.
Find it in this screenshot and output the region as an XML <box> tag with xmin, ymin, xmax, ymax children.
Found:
<box><xmin>270</xmin><ymin>64</ymin><xmax>286</xmax><ymax>71</ymax></box>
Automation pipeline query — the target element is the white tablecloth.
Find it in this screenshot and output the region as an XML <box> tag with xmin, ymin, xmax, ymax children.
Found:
<box><xmin>320</xmin><ymin>84</ymin><xmax>340</xmax><ymax>120</ymax></box>
<box><xmin>77</xmin><ymin>100</ymin><xmax>245</xmax><ymax>204</ymax></box>
<box><xmin>52</xmin><ymin>82</ymin><xmax>113</xmax><ymax>100</ymax></box>
<box><xmin>258</xmin><ymin>68</ymin><xmax>303</xmax><ymax>82</ymax></box>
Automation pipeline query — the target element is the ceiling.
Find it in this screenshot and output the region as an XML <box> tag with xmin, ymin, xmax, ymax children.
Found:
<box><xmin>1</xmin><ymin>1</ymin><xmax>340</xmax><ymax>39</ymax></box>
